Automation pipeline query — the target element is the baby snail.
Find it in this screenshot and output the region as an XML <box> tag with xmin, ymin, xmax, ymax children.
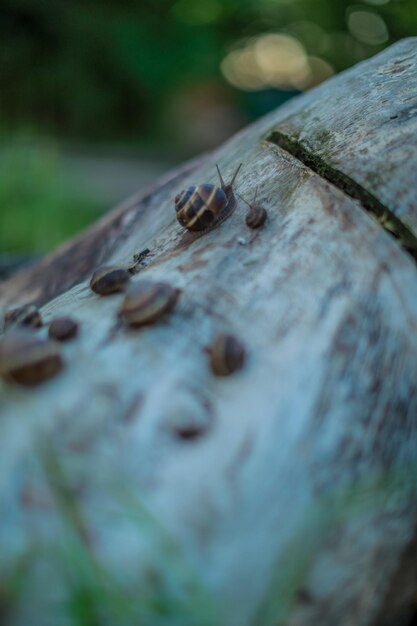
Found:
<box><xmin>208</xmin><ymin>333</ymin><xmax>246</xmax><ymax>376</ymax></box>
<box><xmin>0</xmin><ymin>331</ymin><xmax>63</xmax><ymax>386</ymax></box>
<box><xmin>4</xmin><ymin>304</ymin><xmax>42</xmax><ymax>331</ymax></box>
<box><xmin>175</xmin><ymin>163</ymin><xmax>242</xmax><ymax>233</ymax></box>
<box><xmin>48</xmin><ymin>317</ymin><xmax>79</xmax><ymax>342</ymax></box>
<box><xmin>119</xmin><ymin>280</ymin><xmax>181</xmax><ymax>327</ymax></box>
<box><xmin>90</xmin><ymin>266</ymin><xmax>131</xmax><ymax>295</ymax></box>
<box><xmin>239</xmin><ymin>188</ymin><xmax>267</xmax><ymax>229</ymax></box>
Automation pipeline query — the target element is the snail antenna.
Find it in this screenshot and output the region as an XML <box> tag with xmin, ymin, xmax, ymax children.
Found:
<box><xmin>236</xmin><ymin>192</ymin><xmax>251</xmax><ymax>209</ymax></box>
<box><xmin>216</xmin><ymin>164</ymin><xmax>225</xmax><ymax>188</ymax></box>
<box><xmin>229</xmin><ymin>162</ymin><xmax>243</xmax><ymax>187</ymax></box>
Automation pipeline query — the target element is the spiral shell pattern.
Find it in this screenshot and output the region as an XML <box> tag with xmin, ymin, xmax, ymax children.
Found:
<box><xmin>175</xmin><ymin>184</ymin><xmax>228</xmax><ymax>232</ymax></box>
<box><xmin>119</xmin><ymin>280</ymin><xmax>181</xmax><ymax>327</ymax></box>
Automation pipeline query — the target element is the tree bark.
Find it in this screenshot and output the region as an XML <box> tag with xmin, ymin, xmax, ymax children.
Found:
<box><xmin>1</xmin><ymin>38</ymin><xmax>417</xmax><ymax>626</ymax></box>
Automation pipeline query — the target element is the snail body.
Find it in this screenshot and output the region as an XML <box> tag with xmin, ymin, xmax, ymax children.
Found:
<box><xmin>0</xmin><ymin>331</ymin><xmax>63</xmax><ymax>386</ymax></box>
<box><xmin>208</xmin><ymin>333</ymin><xmax>246</xmax><ymax>376</ymax></box>
<box><xmin>90</xmin><ymin>266</ymin><xmax>130</xmax><ymax>295</ymax></box>
<box><xmin>175</xmin><ymin>163</ymin><xmax>242</xmax><ymax>233</ymax></box>
<box><xmin>119</xmin><ymin>280</ymin><xmax>181</xmax><ymax>327</ymax></box>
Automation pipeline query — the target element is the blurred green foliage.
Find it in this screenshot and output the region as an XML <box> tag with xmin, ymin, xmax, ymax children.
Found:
<box><xmin>0</xmin><ymin>0</ymin><xmax>416</xmax><ymax>256</ymax></box>
<box><xmin>0</xmin><ymin>141</ymin><xmax>103</xmax><ymax>253</ymax></box>
<box><xmin>1</xmin><ymin>0</ymin><xmax>416</xmax><ymax>141</ymax></box>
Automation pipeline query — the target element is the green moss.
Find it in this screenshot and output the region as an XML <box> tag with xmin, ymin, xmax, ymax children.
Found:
<box><xmin>311</xmin><ymin>128</ymin><xmax>334</xmax><ymax>152</ymax></box>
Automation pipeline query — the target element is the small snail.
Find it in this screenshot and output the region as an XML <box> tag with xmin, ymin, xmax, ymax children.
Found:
<box><xmin>239</xmin><ymin>189</ymin><xmax>267</xmax><ymax>229</ymax></box>
<box><xmin>4</xmin><ymin>304</ymin><xmax>42</xmax><ymax>331</ymax></box>
<box><xmin>0</xmin><ymin>331</ymin><xmax>63</xmax><ymax>386</ymax></box>
<box><xmin>48</xmin><ymin>317</ymin><xmax>79</xmax><ymax>342</ymax></box>
<box><xmin>175</xmin><ymin>163</ymin><xmax>242</xmax><ymax>233</ymax></box>
<box><xmin>119</xmin><ymin>280</ymin><xmax>181</xmax><ymax>327</ymax></box>
<box><xmin>208</xmin><ymin>333</ymin><xmax>246</xmax><ymax>376</ymax></box>
<box><xmin>90</xmin><ymin>266</ymin><xmax>130</xmax><ymax>295</ymax></box>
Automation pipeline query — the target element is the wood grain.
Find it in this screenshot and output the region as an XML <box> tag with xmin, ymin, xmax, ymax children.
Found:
<box><xmin>268</xmin><ymin>38</ymin><xmax>417</xmax><ymax>242</ymax></box>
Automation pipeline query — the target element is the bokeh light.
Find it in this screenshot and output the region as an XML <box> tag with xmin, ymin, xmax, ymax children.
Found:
<box><xmin>347</xmin><ymin>10</ymin><xmax>389</xmax><ymax>45</ymax></box>
<box><xmin>1</xmin><ymin>0</ymin><xmax>416</xmax><ymax>260</ymax></box>
<box><xmin>221</xmin><ymin>33</ymin><xmax>334</xmax><ymax>91</ymax></box>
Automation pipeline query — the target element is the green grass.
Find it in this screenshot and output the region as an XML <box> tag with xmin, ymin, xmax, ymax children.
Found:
<box><xmin>0</xmin><ymin>445</ymin><xmax>220</xmax><ymax>626</ymax></box>
<box><xmin>2</xmin><ymin>442</ymin><xmax>416</xmax><ymax>626</ymax></box>
<box><xmin>0</xmin><ymin>141</ymin><xmax>105</xmax><ymax>254</ymax></box>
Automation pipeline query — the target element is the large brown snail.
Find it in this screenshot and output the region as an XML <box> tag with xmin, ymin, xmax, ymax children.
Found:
<box><xmin>175</xmin><ymin>163</ymin><xmax>242</xmax><ymax>233</ymax></box>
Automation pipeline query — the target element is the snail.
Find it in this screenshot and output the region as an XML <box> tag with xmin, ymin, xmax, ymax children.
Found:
<box><xmin>0</xmin><ymin>331</ymin><xmax>63</xmax><ymax>386</ymax></box>
<box><xmin>48</xmin><ymin>317</ymin><xmax>79</xmax><ymax>342</ymax></box>
<box><xmin>4</xmin><ymin>304</ymin><xmax>42</xmax><ymax>331</ymax></box>
<box><xmin>208</xmin><ymin>333</ymin><xmax>246</xmax><ymax>376</ymax></box>
<box><xmin>175</xmin><ymin>163</ymin><xmax>242</xmax><ymax>233</ymax></box>
<box><xmin>90</xmin><ymin>266</ymin><xmax>130</xmax><ymax>295</ymax></box>
<box><xmin>239</xmin><ymin>188</ymin><xmax>267</xmax><ymax>229</ymax></box>
<box><xmin>119</xmin><ymin>280</ymin><xmax>181</xmax><ymax>327</ymax></box>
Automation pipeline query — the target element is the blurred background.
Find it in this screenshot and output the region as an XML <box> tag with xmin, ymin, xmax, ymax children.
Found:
<box><xmin>1</xmin><ymin>0</ymin><xmax>416</xmax><ymax>274</ymax></box>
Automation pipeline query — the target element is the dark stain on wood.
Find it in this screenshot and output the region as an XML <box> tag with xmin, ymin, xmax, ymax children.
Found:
<box><xmin>225</xmin><ymin>432</ymin><xmax>255</xmax><ymax>489</ymax></box>
<box><xmin>121</xmin><ymin>392</ymin><xmax>144</xmax><ymax>424</ymax></box>
<box><xmin>380</xmin><ymin>62</ymin><xmax>413</xmax><ymax>75</ymax></box>
<box><xmin>178</xmin><ymin>257</ymin><xmax>209</xmax><ymax>272</ymax></box>
<box><xmin>316</xmin><ymin>279</ymin><xmax>351</xmax><ymax>321</ymax></box>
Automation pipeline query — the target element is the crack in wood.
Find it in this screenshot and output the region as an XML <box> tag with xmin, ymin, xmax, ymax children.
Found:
<box><xmin>267</xmin><ymin>130</ymin><xmax>417</xmax><ymax>266</ymax></box>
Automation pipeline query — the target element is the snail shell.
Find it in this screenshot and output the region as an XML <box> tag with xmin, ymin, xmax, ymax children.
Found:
<box><xmin>119</xmin><ymin>280</ymin><xmax>181</xmax><ymax>327</ymax></box>
<box><xmin>175</xmin><ymin>185</ymin><xmax>228</xmax><ymax>232</ymax></box>
<box><xmin>246</xmin><ymin>204</ymin><xmax>267</xmax><ymax>229</ymax></box>
<box><xmin>175</xmin><ymin>163</ymin><xmax>242</xmax><ymax>233</ymax></box>
<box><xmin>4</xmin><ymin>304</ymin><xmax>42</xmax><ymax>331</ymax></box>
<box><xmin>48</xmin><ymin>317</ymin><xmax>79</xmax><ymax>342</ymax></box>
<box><xmin>90</xmin><ymin>266</ymin><xmax>130</xmax><ymax>295</ymax></box>
<box><xmin>0</xmin><ymin>331</ymin><xmax>63</xmax><ymax>386</ymax></box>
<box><xmin>209</xmin><ymin>333</ymin><xmax>246</xmax><ymax>376</ymax></box>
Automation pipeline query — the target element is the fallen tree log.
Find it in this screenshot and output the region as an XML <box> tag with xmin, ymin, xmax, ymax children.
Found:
<box><xmin>1</xmin><ymin>38</ymin><xmax>417</xmax><ymax>626</ymax></box>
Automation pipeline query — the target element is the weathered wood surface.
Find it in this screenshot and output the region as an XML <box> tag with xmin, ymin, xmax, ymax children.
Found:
<box><xmin>268</xmin><ymin>37</ymin><xmax>417</xmax><ymax>246</ymax></box>
<box><xmin>1</xmin><ymin>40</ymin><xmax>417</xmax><ymax>626</ymax></box>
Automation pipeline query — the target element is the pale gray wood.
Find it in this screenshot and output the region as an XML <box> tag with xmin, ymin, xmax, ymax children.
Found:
<box><xmin>1</xmin><ymin>41</ymin><xmax>417</xmax><ymax>626</ymax></box>
<box><xmin>267</xmin><ymin>37</ymin><xmax>417</xmax><ymax>240</ymax></box>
